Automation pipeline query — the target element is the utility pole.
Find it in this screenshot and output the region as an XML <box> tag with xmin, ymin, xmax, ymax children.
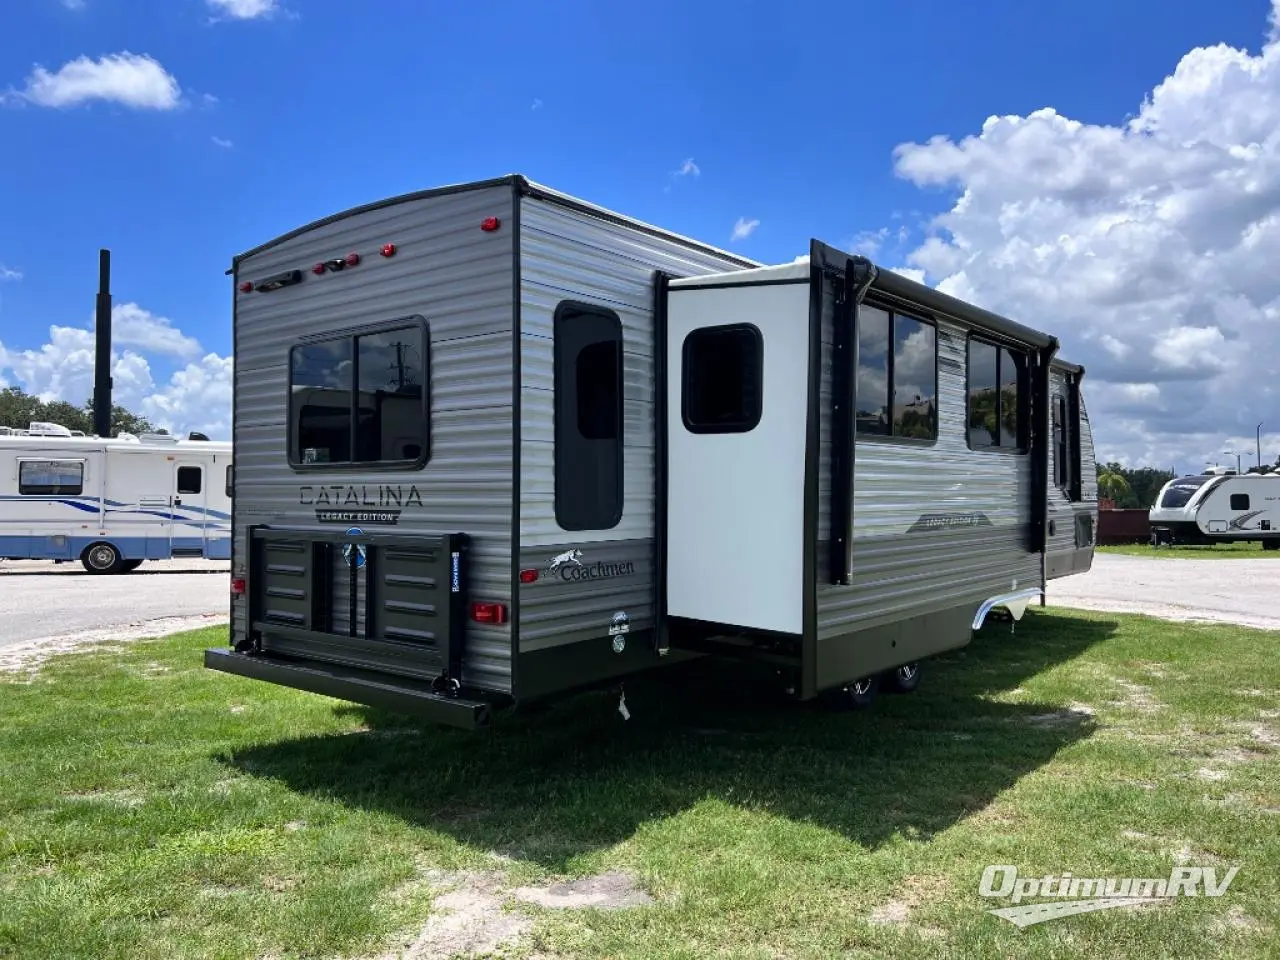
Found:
<box><xmin>1224</xmin><ymin>451</ymin><xmax>1241</xmax><ymax>475</ymax></box>
<box><xmin>1258</xmin><ymin>422</ymin><xmax>1264</xmax><ymax>470</ymax></box>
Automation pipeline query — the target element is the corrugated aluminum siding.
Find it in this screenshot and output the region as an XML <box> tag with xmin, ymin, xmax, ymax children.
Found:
<box><xmin>816</xmin><ymin>290</ymin><xmax>1041</xmax><ymax>640</ymax></box>
<box><xmin>516</xmin><ymin>196</ymin><xmax>751</xmax><ymax>652</ymax></box>
<box><xmin>231</xmin><ymin>184</ymin><xmax>516</xmax><ymax>693</ymax></box>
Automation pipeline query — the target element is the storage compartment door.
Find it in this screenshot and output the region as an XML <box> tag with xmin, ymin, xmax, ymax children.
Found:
<box><xmin>664</xmin><ymin>282</ymin><xmax>811</xmax><ymax>634</ymax></box>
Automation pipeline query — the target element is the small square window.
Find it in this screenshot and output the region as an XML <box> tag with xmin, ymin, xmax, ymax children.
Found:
<box><xmin>1230</xmin><ymin>493</ymin><xmax>1250</xmax><ymax>511</ymax></box>
<box><xmin>177</xmin><ymin>466</ymin><xmax>202</xmax><ymax>495</ymax></box>
<box><xmin>682</xmin><ymin>324</ymin><xmax>764</xmax><ymax>434</ymax></box>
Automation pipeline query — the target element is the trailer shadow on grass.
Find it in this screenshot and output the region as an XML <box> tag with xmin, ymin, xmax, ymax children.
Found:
<box><xmin>223</xmin><ymin>611</ymin><xmax>1116</xmax><ymax>869</ymax></box>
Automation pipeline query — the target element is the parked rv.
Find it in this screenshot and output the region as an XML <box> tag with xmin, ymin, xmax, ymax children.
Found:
<box><xmin>205</xmin><ymin>175</ymin><xmax>1098</xmax><ymax>727</ymax></box>
<box><xmin>1149</xmin><ymin>468</ymin><xmax>1280</xmax><ymax>549</ymax></box>
<box><xmin>0</xmin><ymin>422</ymin><xmax>232</xmax><ymax>572</ymax></box>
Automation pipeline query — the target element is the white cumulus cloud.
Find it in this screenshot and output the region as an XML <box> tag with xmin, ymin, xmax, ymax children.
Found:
<box><xmin>888</xmin><ymin>0</ymin><xmax>1280</xmax><ymax>470</ymax></box>
<box><xmin>0</xmin><ymin>265</ymin><xmax>21</xmax><ymax>282</ymax></box>
<box><xmin>12</xmin><ymin>52</ymin><xmax>181</xmax><ymax>110</ymax></box>
<box><xmin>207</xmin><ymin>0</ymin><xmax>278</xmax><ymax>19</ymax></box>
<box><xmin>731</xmin><ymin>217</ymin><xmax>760</xmax><ymax>241</ymax></box>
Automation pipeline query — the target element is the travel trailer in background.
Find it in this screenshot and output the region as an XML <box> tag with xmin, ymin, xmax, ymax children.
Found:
<box><xmin>1149</xmin><ymin>468</ymin><xmax>1280</xmax><ymax>549</ymax></box>
<box><xmin>205</xmin><ymin>174</ymin><xmax>1097</xmax><ymax>728</ymax></box>
<box><xmin>0</xmin><ymin>422</ymin><xmax>232</xmax><ymax>572</ymax></box>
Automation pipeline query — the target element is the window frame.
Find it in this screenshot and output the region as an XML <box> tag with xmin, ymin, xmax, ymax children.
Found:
<box><xmin>1230</xmin><ymin>492</ymin><xmax>1251</xmax><ymax>511</ymax></box>
<box><xmin>553</xmin><ymin>300</ymin><xmax>625</xmax><ymax>532</ymax></box>
<box><xmin>1053</xmin><ymin>393</ymin><xmax>1073</xmax><ymax>492</ymax></box>
<box><xmin>18</xmin><ymin>458</ymin><xmax>86</xmax><ymax>496</ymax></box>
<box><xmin>681</xmin><ymin>322</ymin><xmax>765</xmax><ymax>435</ymax></box>
<box><xmin>176</xmin><ymin>465</ymin><xmax>203</xmax><ymax>495</ymax></box>
<box><xmin>965</xmin><ymin>333</ymin><xmax>1031</xmax><ymax>454</ymax></box>
<box><xmin>286</xmin><ymin>315</ymin><xmax>431</xmax><ymax>472</ymax></box>
<box><xmin>853</xmin><ymin>301</ymin><xmax>940</xmax><ymax>447</ymax></box>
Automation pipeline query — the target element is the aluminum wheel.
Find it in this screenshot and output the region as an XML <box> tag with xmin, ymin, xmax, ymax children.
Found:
<box><xmin>82</xmin><ymin>542</ymin><xmax>123</xmax><ymax>574</ymax></box>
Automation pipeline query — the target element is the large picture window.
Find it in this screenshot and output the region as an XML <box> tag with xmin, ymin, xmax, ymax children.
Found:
<box><xmin>554</xmin><ymin>301</ymin><xmax>623</xmax><ymax>531</ymax></box>
<box><xmin>968</xmin><ymin>338</ymin><xmax>1028</xmax><ymax>452</ymax></box>
<box><xmin>289</xmin><ymin>319</ymin><xmax>429</xmax><ymax>467</ymax></box>
<box><xmin>19</xmin><ymin>459</ymin><xmax>85</xmax><ymax>495</ymax></box>
<box><xmin>855</xmin><ymin>305</ymin><xmax>937</xmax><ymax>441</ymax></box>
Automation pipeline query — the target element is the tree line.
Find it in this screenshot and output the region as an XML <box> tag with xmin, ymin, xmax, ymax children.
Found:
<box><xmin>0</xmin><ymin>386</ymin><xmax>161</xmax><ymax>437</ymax></box>
<box><xmin>1097</xmin><ymin>455</ymin><xmax>1280</xmax><ymax>508</ymax></box>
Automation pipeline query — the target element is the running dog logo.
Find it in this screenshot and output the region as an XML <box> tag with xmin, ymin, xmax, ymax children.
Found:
<box><xmin>547</xmin><ymin>549</ymin><xmax>584</xmax><ymax>575</ymax></box>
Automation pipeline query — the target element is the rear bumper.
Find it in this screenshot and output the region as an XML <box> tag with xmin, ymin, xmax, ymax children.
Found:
<box><xmin>204</xmin><ymin>648</ymin><xmax>497</xmax><ymax>729</ymax></box>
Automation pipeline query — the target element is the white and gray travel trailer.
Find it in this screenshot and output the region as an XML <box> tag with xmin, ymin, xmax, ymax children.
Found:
<box><xmin>204</xmin><ymin>175</ymin><xmax>1097</xmax><ymax>728</ymax></box>
<box><xmin>1149</xmin><ymin>469</ymin><xmax>1280</xmax><ymax>549</ymax></box>
<box><xmin>0</xmin><ymin>423</ymin><xmax>232</xmax><ymax>572</ymax></box>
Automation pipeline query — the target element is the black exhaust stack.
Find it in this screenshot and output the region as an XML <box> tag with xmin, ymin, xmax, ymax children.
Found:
<box><xmin>93</xmin><ymin>248</ymin><xmax>112</xmax><ymax>439</ymax></box>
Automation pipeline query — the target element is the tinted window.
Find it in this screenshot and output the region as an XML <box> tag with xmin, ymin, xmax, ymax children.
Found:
<box><xmin>1160</xmin><ymin>477</ymin><xmax>1211</xmax><ymax>508</ymax></box>
<box><xmin>555</xmin><ymin>302</ymin><xmax>623</xmax><ymax>530</ymax></box>
<box><xmin>289</xmin><ymin>321</ymin><xmax>428</xmax><ymax>466</ymax></box>
<box><xmin>891</xmin><ymin>314</ymin><xmax>937</xmax><ymax>440</ymax></box>
<box><xmin>1231</xmin><ymin>493</ymin><xmax>1251</xmax><ymax>511</ymax></box>
<box><xmin>968</xmin><ymin>339</ymin><xmax>1027</xmax><ymax>452</ymax></box>
<box><xmin>1053</xmin><ymin>395</ymin><xmax>1069</xmax><ymax>489</ymax></box>
<box><xmin>855</xmin><ymin>306</ymin><xmax>890</xmax><ymax>436</ymax></box>
<box><xmin>177</xmin><ymin>466</ymin><xmax>202</xmax><ymax>495</ymax></box>
<box><xmin>225</xmin><ymin>464</ymin><xmax>234</xmax><ymax>498</ymax></box>
<box><xmin>19</xmin><ymin>459</ymin><xmax>84</xmax><ymax>495</ymax></box>
<box><xmin>683</xmin><ymin>324</ymin><xmax>763</xmax><ymax>434</ymax></box>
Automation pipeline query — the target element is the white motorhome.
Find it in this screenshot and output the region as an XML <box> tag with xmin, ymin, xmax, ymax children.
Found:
<box><xmin>205</xmin><ymin>175</ymin><xmax>1097</xmax><ymax>728</ymax></box>
<box><xmin>0</xmin><ymin>422</ymin><xmax>232</xmax><ymax>573</ymax></box>
<box><xmin>1149</xmin><ymin>468</ymin><xmax>1280</xmax><ymax>549</ymax></box>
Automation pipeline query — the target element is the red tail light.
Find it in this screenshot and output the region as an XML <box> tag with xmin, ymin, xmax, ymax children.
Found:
<box><xmin>518</xmin><ymin>568</ymin><xmax>538</xmax><ymax>584</ymax></box>
<box><xmin>311</xmin><ymin>262</ymin><xmax>326</xmax><ymax>276</ymax></box>
<box><xmin>238</xmin><ymin>281</ymin><xmax>253</xmax><ymax>293</ymax></box>
<box><xmin>480</xmin><ymin>217</ymin><xmax>501</xmax><ymax>232</ymax></box>
<box><xmin>231</xmin><ymin>577</ymin><xmax>246</xmax><ymax>596</ymax></box>
<box><xmin>469</xmin><ymin>601</ymin><xmax>507</xmax><ymax>624</ymax></box>
<box><xmin>345</xmin><ymin>251</ymin><xmax>361</xmax><ymax>267</ymax></box>
<box><xmin>380</xmin><ymin>243</ymin><xmax>397</xmax><ymax>257</ymax></box>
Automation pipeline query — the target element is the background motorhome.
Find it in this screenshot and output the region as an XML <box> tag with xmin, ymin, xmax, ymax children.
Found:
<box><xmin>1149</xmin><ymin>470</ymin><xmax>1280</xmax><ymax>549</ymax></box>
<box><xmin>206</xmin><ymin>175</ymin><xmax>1097</xmax><ymax>728</ymax></box>
<box><xmin>0</xmin><ymin>422</ymin><xmax>232</xmax><ymax>573</ymax></box>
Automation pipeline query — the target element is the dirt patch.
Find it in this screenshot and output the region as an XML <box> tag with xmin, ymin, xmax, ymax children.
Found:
<box><xmin>61</xmin><ymin>789</ymin><xmax>145</xmax><ymax>808</ymax></box>
<box><xmin>1111</xmin><ymin>679</ymin><xmax>1161</xmax><ymax>712</ymax></box>
<box><xmin>865</xmin><ymin>876</ymin><xmax>947</xmax><ymax>939</ymax></box>
<box><xmin>512</xmin><ymin>871</ymin><xmax>653</xmax><ymax>910</ymax></box>
<box><xmin>0</xmin><ymin>614</ymin><xmax>228</xmax><ymax>676</ymax></box>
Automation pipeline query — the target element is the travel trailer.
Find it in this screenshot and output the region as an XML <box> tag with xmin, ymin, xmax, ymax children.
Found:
<box><xmin>1149</xmin><ymin>468</ymin><xmax>1280</xmax><ymax>549</ymax></box>
<box><xmin>0</xmin><ymin>422</ymin><xmax>232</xmax><ymax>572</ymax></box>
<box><xmin>205</xmin><ymin>175</ymin><xmax>1097</xmax><ymax>728</ymax></box>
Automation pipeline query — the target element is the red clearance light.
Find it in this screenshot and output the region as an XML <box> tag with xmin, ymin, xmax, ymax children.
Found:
<box><xmin>345</xmin><ymin>251</ymin><xmax>361</xmax><ymax>267</ymax></box>
<box><xmin>231</xmin><ymin>577</ymin><xmax>246</xmax><ymax>596</ymax></box>
<box><xmin>311</xmin><ymin>262</ymin><xmax>326</xmax><ymax>276</ymax></box>
<box><xmin>518</xmin><ymin>568</ymin><xmax>538</xmax><ymax>584</ymax></box>
<box><xmin>380</xmin><ymin>242</ymin><xmax>397</xmax><ymax>257</ymax></box>
<box><xmin>238</xmin><ymin>280</ymin><xmax>253</xmax><ymax>293</ymax></box>
<box><xmin>480</xmin><ymin>217</ymin><xmax>501</xmax><ymax>232</ymax></box>
<box><xmin>469</xmin><ymin>601</ymin><xmax>508</xmax><ymax>624</ymax></box>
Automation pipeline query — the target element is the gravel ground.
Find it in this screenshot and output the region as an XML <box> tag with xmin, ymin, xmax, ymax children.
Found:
<box><xmin>0</xmin><ymin>558</ymin><xmax>230</xmax><ymax>654</ymax></box>
<box><xmin>1046</xmin><ymin>553</ymin><xmax>1280</xmax><ymax>630</ymax></box>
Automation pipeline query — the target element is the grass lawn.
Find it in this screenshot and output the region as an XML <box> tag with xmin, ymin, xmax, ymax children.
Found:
<box><xmin>1099</xmin><ymin>542</ymin><xmax>1279</xmax><ymax>559</ymax></box>
<box><xmin>1</xmin><ymin>611</ymin><xmax>1277</xmax><ymax>960</ymax></box>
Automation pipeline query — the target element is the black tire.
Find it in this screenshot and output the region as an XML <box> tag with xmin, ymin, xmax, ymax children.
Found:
<box><xmin>882</xmin><ymin>661</ymin><xmax>922</xmax><ymax>694</ymax></box>
<box><xmin>839</xmin><ymin>676</ymin><xmax>878</xmax><ymax>710</ymax></box>
<box><xmin>122</xmin><ymin>559</ymin><xmax>144</xmax><ymax>571</ymax></box>
<box><xmin>1263</xmin><ymin>540</ymin><xmax>1279</xmax><ymax>552</ymax></box>
<box><xmin>81</xmin><ymin>542</ymin><xmax>124</xmax><ymax>574</ymax></box>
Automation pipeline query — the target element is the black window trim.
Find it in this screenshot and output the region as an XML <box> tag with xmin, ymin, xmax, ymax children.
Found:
<box><xmin>17</xmin><ymin>457</ymin><xmax>87</xmax><ymax>496</ymax></box>
<box><xmin>286</xmin><ymin>314</ymin><xmax>431</xmax><ymax>472</ymax></box>
<box><xmin>966</xmin><ymin>332</ymin><xmax>1032</xmax><ymax>454</ymax></box>
<box><xmin>681</xmin><ymin>321</ymin><xmax>765</xmax><ymax>435</ymax></box>
<box><xmin>177</xmin><ymin>465</ymin><xmax>204</xmax><ymax>496</ymax></box>
<box><xmin>553</xmin><ymin>299</ymin><xmax>625</xmax><ymax>531</ymax></box>
<box><xmin>854</xmin><ymin>298</ymin><xmax>941</xmax><ymax>448</ymax></box>
<box><xmin>1230</xmin><ymin>492</ymin><xmax>1251</xmax><ymax>511</ymax></box>
<box><xmin>1053</xmin><ymin>392</ymin><xmax>1072</xmax><ymax>493</ymax></box>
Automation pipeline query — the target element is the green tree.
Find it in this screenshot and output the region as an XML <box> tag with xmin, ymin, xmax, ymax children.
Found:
<box><xmin>1097</xmin><ymin>469</ymin><xmax>1131</xmax><ymax>504</ymax></box>
<box><xmin>0</xmin><ymin>386</ymin><xmax>160</xmax><ymax>436</ymax></box>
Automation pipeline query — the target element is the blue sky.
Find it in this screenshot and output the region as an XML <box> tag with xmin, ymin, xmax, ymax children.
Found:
<box><xmin>1</xmin><ymin>0</ymin><xmax>1278</xmax><ymax>470</ymax></box>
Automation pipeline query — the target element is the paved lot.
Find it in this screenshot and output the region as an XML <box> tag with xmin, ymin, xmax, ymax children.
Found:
<box><xmin>0</xmin><ymin>558</ymin><xmax>230</xmax><ymax>649</ymax></box>
<box><xmin>1047</xmin><ymin>553</ymin><xmax>1280</xmax><ymax>631</ymax></box>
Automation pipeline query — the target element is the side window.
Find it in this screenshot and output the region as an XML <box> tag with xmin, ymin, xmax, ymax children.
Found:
<box><xmin>1231</xmin><ymin>493</ymin><xmax>1251</xmax><ymax>510</ymax></box>
<box><xmin>1053</xmin><ymin>394</ymin><xmax>1070</xmax><ymax>490</ymax></box>
<box><xmin>968</xmin><ymin>338</ymin><xmax>1028</xmax><ymax>452</ymax></box>
<box><xmin>856</xmin><ymin>305</ymin><xmax>937</xmax><ymax>442</ymax></box>
<box><xmin>225</xmin><ymin>465</ymin><xmax>234</xmax><ymax>498</ymax></box>
<box><xmin>177</xmin><ymin>466</ymin><xmax>203</xmax><ymax>494</ymax></box>
<box><xmin>555</xmin><ymin>302</ymin><xmax>623</xmax><ymax>531</ymax></box>
<box><xmin>19</xmin><ymin>459</ymin><xmax>84</xmax><ymax>495</ymax></box>
<box><xmin>289</xmin><ymin>320</ymin><xmax>429</xmax><ymax>467</ymax></box>
<box><xmin>682</xmin><ymin>324</ymin><xmax>763</xmax><ymax>434</ymax></box>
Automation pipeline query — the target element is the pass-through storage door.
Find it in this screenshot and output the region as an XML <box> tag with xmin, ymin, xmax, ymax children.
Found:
<box><xmin>664</xmin><ymin>280</ymin><xmax>812</xmax><ymax>635</ymax></box>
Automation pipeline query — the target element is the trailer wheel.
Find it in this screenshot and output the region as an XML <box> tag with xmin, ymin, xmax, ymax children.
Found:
<box><xmin>839</xmin><ymin>676</ymin><xmax>878</xmax><ymax>710</ymax></box>
<box><xmin>883</xmin><ymin>661</ymin><xmax>922</xmax><ymax>694</ymax></box>
<box><xmin>1264</xmin><ymin>540</ymin><xmax>1279</xmax><ymax>552</ymax></box>
<box><xmin>82</xmin><ymin>542</ymin><xmax>124</xmax><ymax>574</ymax></box>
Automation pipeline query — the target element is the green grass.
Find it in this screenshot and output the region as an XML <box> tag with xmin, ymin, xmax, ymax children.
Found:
<box><xmin>1</xmin><ymin>612</ymin><xmax>1277</xmax><ymax>959</ymax></box>
<box><xmin>1099</xmin><ymin>541</ymin><xmax>1279</xmax><ymax>559</ymax></box>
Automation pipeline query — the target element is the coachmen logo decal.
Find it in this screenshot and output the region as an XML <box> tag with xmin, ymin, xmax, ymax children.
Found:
<box><xmin>545</xmin><ymin>549</ymin><xmax>636</xmax><ymax>583</ymax></box>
